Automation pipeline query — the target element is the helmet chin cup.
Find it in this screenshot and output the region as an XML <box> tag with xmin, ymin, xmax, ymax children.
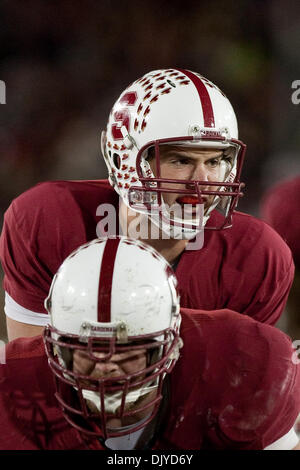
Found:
<box><xmin>127</xmin><ymin>184</ymin><xmax>206</xmax><ymax>239</ymax></box>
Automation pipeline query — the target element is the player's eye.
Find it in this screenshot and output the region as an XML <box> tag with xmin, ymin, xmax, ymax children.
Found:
<box><xmin>169</xmin><ymin>156</ymin><xmax>191</xmax><ymax>166</ymax></box>
<box><xmin>223</xmin><ymin>154</ymin><xmax>233</xmax><ymax>164</ymax></box>
<box><xmin>207</xmin><ymin>158</ymin><xmax>221</xmax><ymax>168</ymax></box>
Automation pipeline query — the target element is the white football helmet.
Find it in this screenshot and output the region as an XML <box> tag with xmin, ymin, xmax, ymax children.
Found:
<box><xmin>101</xmin><ymin>68</ymin><xmax>246</xmax><ymax>239</ymax></box>
<box><xmin>44</xmin><ymin>236</ymin><xmax>182</xmax><ymax>440</ymax></box>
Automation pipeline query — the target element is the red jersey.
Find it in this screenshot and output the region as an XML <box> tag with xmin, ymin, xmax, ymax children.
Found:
<box><xmin>260</xmin><ymin>176</ymin><xmax>300</xmax><ymax>267</ymax></box>
<box><xmin>0</xmin><ymin>179</ymin><xmax>294</xmax><ymax>324</ymax></box>
<box><xmin>0</xmin><ymin>308</ymin><xmax>299</xmax><ymax>450</ymax></box>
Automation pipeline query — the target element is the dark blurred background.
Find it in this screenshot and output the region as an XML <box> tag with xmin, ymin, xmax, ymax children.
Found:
<box><xmin>0</xmin><ymin>0</ymin><xmax>300</xmax><ymax>341</ymax></box>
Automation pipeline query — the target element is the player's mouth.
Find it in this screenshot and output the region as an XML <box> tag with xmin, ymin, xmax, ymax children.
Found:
<box><xmin>176</xmin><ymin>196</ymin><xmax>201</xmax><ymax>206</ymax></box>
<box><xmin>174</xmin><ymin>195</ymin><xmax>205</xmax><ymax>218</ymax></box>
<box><xmin>176</xmin><ymin>195</ymin><xmax>208</xmax><ymax>208</ymax></box>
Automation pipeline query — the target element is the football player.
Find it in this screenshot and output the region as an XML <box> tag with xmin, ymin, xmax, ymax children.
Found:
<box><xmin>0</xmin><ymin>237</ymin><xmax>299</xmax><ymax>450</ymax></box>
<box><xmin>260</xmin><ymin>175</ymin><xmax>300</xmax><ymax>439</ymax></box>
<box><xmin>0</xmin><ymin>68</ymin><xmax>294</xmax><ymax>341</ymax></box>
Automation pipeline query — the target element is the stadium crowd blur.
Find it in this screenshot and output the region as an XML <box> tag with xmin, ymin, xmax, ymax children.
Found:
<box><xmin>0</xmin><ymin>0</ymin><xmax>300</xmax><ymax>341</ymax></box>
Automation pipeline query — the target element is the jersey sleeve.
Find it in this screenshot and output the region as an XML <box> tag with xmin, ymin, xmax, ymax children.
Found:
<box><xmin>260</xmin><ymin>176</ymin><xmax>300</xmax><ymax>267</ymax></box>
<box><xmin>204</xmin><ymin>312</ymin><xmax>300</xmax><ymax>449</ymax></box>
<box><xmin>243</xmin><ymin>220</ymin><xmax>295</xmax><ymax>325</ymax></box>
<box><xmin>4</xmin><ymin>292</ymin><xmax>50</xmax><ymax>325</ymax></box>
<box><xmin>178</xmin><ymin>308</ymin><xmax>300</xmax><ymax>450</ymax></box>
<box><xmin>0</xmin><ymin>182</ymin><xmax>88</xmax><ymax>314</ymax></box>
<box><xmin>0</xmin><ymin>194</ymin><xmax>49</xmax><ymax>314</ymax></box>
<box><xmin>177</xmin><ymin>212</ymin><xmax>295</xmax><ymax>326</ymax></box>
<box><xmin>219</xmin><ymin>214</ymin><xmax>295</xmax><ymax>325</ymax></box>
<box><xmin>264</xmin><ymin>427</ymin><xmax>299</xmax><ymax>450</ymax></box>
<box><xmin>0</xmin><ymin>336</ymin><xmax>91</xmax><ymax>450</ymax></box>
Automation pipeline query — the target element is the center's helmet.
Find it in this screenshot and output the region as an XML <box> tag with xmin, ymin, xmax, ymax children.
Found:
<box><xmin>43</xmin><ymin>236</ymin><xmax>182</xmax><ymax>441</ymax></box>
<box><xmin>101</xmin><ymin>68</ymin><xmax>246</xmax><ymax>239</ymax></box>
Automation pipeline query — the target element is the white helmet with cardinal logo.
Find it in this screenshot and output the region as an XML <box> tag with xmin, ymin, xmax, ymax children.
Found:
<box><xmin>101</xmin><ymin>68</ymin><xmax>246</xmax><ymax>239</ymax></box>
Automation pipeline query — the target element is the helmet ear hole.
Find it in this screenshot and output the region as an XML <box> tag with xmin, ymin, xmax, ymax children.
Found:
<box><xmin>56</xmin><ymin>341</ymin><xmax>73</xmax><ymax>370</ymax></box>
<box><xmin>113</xmin><ymin>153</ymin><xmax>121</xmax><ymax>169</ymax></box>
<box><xmin>146</xmin><ymin>146</ymin><xmax>155</xmax><ymax>161</ymax></box>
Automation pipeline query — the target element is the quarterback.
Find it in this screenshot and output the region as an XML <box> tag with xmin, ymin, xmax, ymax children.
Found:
<box><xmin>0</xmin><ymin>237</ymin><xmax>299</xmax><ymax>450</ymax></box>
<box><xmin>0</xmin><ymin>68</ymin><xmax>294</xmax><ymax>340</ymax></box>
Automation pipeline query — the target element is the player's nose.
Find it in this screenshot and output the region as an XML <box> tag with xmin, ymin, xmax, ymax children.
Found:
<box><xmin>93</xmin><ymin>361</ymin><xmax>119</xmax><ymax>377</ymax></box>
<box><xmin>185</xmin><ymin>164</ymin><xmax>209</xmax><ymax>193</ymax></box>
<box><xmin>191</xmin><ymin>163</ymin><xmax>209</xmax><ymax>181</ymax></box>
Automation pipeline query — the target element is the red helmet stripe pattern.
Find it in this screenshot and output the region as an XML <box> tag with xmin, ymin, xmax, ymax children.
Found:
<box><xmin>175</xmin><ymin>68</ymin><xmax>215</xmax><ymax>128</ymax></box>
<box><xmin>98</xmin><ymin>237</ymin><xmax>121</xmax><ymax>322</ymax></box>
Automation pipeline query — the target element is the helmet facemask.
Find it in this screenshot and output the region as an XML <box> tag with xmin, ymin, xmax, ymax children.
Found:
<box><xmin>129</xmin><ymin>136</ymin><xmax>245</xmax><ymax>237</ymax></box>
<box><xmin>44</xmin><ymin>321</ymin><xmax>182</xmax><ymax>440</ymax></box>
